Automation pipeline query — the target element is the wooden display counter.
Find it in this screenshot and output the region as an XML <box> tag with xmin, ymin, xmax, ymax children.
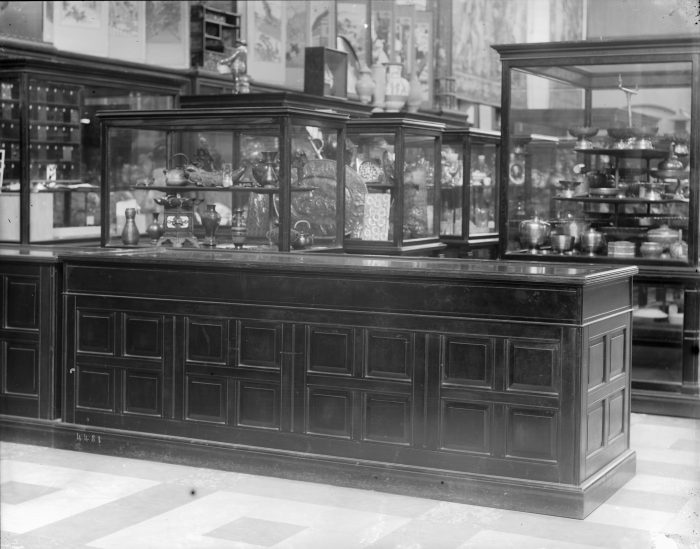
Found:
<box><xmin>1</xmin><ymin>248</ymin><xmax>637</xmax><ymax>518</ymax></box>
<box><xmin>0</xmin><ymin>247</ymin><xmax>63</xmax><ymax>419</ymax></box>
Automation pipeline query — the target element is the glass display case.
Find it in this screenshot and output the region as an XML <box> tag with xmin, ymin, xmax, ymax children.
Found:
<box><xmin>98</xmin><ymin>102</ymin><xmax>350</xmax><ymax>252</ymax></box>
<box><xmin>0</xmin><ymin>57</ymin><xmax>185</xmax><ymax>244</ymax></box>
<box><xmin>344</xmin><ymin>115</ymin><xmax>445</xmax><ymax>255</ymax></box>
<box><xmin>440</xmin><ymin>128</ymin><xmax>500</xmax><ymax>257</ymax></box>
<box><xmin>494</xmin><ymin>38</ymin><xmax>696</xmax><ymax>266</ymax></box>
<box><xmin>494</xmin><ymin>37</ymin><xmax>699</xmax><ymax>417</ymax></box>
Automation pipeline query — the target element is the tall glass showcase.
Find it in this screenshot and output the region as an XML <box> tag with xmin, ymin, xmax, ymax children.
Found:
<box><xmin>440</xmin><ymin>128</ymin><xmax>500</xmax><ymax>257</ymax></box>
<box><xmin>344</xmin><ymin>115</ymin><xmax>444</xmax><ymax>255</ymax></box>
<box><xmin>494</xmin><ymin>37</ymin><xmax>699</xmax><ymax>417</ymax></box>
<box><xmin>0</xmin><ymin>58</ymin><xmax>185</xmax><ymax>244</ymax></box>
<box><xmin>98</xmin><ymin>103</ymin><xmax>349</xmax><ymax>252</ymax></box>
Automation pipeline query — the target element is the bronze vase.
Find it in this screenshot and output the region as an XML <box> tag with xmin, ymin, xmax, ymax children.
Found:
<box><xmin>121</xmin><ymin>207</ymin><xmax>140</xmax><ymax>246</ymax></box>
<box><xmin>231</xmin><ymin>207</ymin><xmax>247</xmax><ymax>249</ymax></box>
<box><xmin>201</xmin><ymin>204</ymin><xmax>221</xmax><ymax>247</ymax></box>
<box><xmin>146</xmin><ymin>212</ymin><xmax>164</xmax><ymax>244</ymax></box>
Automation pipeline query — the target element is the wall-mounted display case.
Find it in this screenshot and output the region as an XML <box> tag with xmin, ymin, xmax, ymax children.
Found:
<box><xmin>440</xmin><ymin>128</ymin><xmax>500</xmax><ymax>257</ymax></box>
<box><xmin>344</xmin><ymin>114</ymin><xmax>445</xmax><ymax>255</ymax></box>
<box><xmin>494</xmin><ymin>37</ymin><xmax>699</xmax><ymax>417</ymax></box>
<box><xmin>0</xmin><ymin>55</ymin><xmax>187</xmax><ymax>245</ymax></box>
<box><xmin>190</xmin><ymin>4</ymin><xmax>241</xmax><ymax>72</ymax></box>
<box><xmin>98</xmin><ymin>100</ymin><xmax>350</xmax><ymax>252</ymax></box>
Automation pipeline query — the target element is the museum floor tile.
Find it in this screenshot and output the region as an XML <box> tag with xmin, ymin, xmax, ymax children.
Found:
<box><xmin>1</xmin><ymin>413</ymin><xmax>699</xmax><ymax>549</ymax></box>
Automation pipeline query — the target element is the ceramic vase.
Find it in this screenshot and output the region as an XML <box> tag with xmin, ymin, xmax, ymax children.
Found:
<box><xmin>121</xmin><ymin>207</ymin><xmax>140</xmax><ymax>246</ymax></box>
<box><xmin>146</xmin><ymin>212</ymin><xmax>163</xmax><ymax>244</ymax></box>
<box><xmin>384</xmin><ymin>63</ymin><xmax>409</xmax><ymax>112</ymax></box>
<box><xmin>201</xmin><ymin>204</ymin><xmax>221</xmax><ymax>247</ymax></box>
<box><xmin>231</xmin><ymin>207</ymin><xmax>247</xmax><ymax>249</ymax></box>
<box><xmin>406</xmin><ymin>71</ymin><xmax>423</xmax><ymax>113</ymax></box>
<box><xmin>355</xmin><ymin>64</ymin><xmax>375</xmax><ymax>104</ymax></box>
<box><xmin>371</xmin><ymin>63</ymin><xmax>386</xmax><ymax>112</ymax></box>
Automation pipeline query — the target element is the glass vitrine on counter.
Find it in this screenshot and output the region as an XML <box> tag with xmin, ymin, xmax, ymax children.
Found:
<box><xmin>344</xmin><ymin>115</ymin><xmax>444</xmax><ymax>255</ymax></box>
<box><xmin>440</xmin><ymin>128</ymin><xmax>500</xmax><ymax>257</ymax></box>
<box><xmin>493</xmin><ymin>37</ymin><xmax>700</xmax><ymax>417</ymax></box>
<box><xmin>493</xmin><ymin>38</ymin><xmax>696</xmax><ymax>267</ymax></box>
<box><xmin>98</xmin><ymin>102</ymin><xmax>349</xmax><ymax>252</ymax></box>
<box><xmin>0</xmin><ymin>57</ymin><xmax>185</xmax><ymax>245</ymax></box>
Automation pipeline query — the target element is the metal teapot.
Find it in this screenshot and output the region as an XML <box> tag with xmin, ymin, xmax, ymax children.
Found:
<box><xmin>164</xmin><ymin>153</ymin><xmax>197</xmax><ymax>186</ymax></box>
<box><xmin>291</xmin><ymin>220</ymin><xmax>314</xmax><ymax>249</ymax></box>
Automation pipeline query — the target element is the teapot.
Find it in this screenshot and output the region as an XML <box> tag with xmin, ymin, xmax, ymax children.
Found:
<box><xmin>291</xmin><ymin>220</ymin><xmax>314</xmax><ymax>249</ymax></box>
<box><xmin>164</xmin><ymin>153</ymin><xmax>196</xmax><ymax>186</ymax></box>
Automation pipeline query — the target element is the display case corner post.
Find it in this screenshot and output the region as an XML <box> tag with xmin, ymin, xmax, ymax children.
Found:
<box><xmin>19</xmin><ymin>72</ymin><xmax>30</xmax><ymax>245</ymax></box>
<box><xmin>497</xmin><ymin>60</ymin><xmax>512</xmax><ymax>258</ymax></box>
<box><xmin>99</xmin><ymin>118</ymin><xmax>109</xmax><ymax>247</ymax></box>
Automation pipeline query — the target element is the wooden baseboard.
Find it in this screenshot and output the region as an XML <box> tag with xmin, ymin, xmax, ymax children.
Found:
<box><xmin>632</xmin><ymin>390</ymin><xmax>700</xmax><ymax>419</ymax></box>
<box><xmin>0</xmin><ymin>415</ymin><xmax>635</xmax><ymax>519</ymax></box>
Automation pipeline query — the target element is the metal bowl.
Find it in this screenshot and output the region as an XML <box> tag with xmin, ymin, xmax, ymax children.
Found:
<box><xmin>607</xmin><ymin>127</ymin><xmax>642</xmax><ymax>141</ymax></box>
<box><xmin>519</xmin><ymin>217</ymin><xmax>551</xmax><ymax>251</ymax></box>
<box><xmin>568</xmin><ymin>126</ymin><xmax>599</xmax><ymax>139</ymax></box>
<box><xmin>640</xmin><ymin>241</ymin><xmax>664</xmax><ymax>258</ymax></box>
<box><xmin>550</xmin><ymin>233</ymin><xmax>575</xmax><ymax>253</ymax></box>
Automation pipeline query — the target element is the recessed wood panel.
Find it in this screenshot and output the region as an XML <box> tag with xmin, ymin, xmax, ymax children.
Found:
<box><xmin>308</xmin><ymin>327</ymin><xmax>353</xmax><ymax>375</ymax></box>
<box><xmin>440</xmin><ymin>401</ymin><xmax>490</xmax><ymax>453</ymax></box>
<box><xmin>77</xmin><ymin>368</ymin><xmax>113</xmax><ymax>411</ymax></box>
<box><xmin>506</xmin><ymin>407</ymin><xmax>557</xmax><ymax>461</ymax></box>
<box><xmin>589</xmin><ymin>338</ymin><xmax>605</xmax><ymax>388</ymax></box>
<box><xmin>123</xmin><ymin>315</ymin><xmax>162</xmax><ymax>358</ymax></box>
<box><xmin>239</xmin><ymin>322</ymin><xmax>281</xmax><ymax>369</ymax></box>
<box><xmin>610</xmin><ymin>331</ymin><xmax>626</xmax><ymax>378</ymax></box>
<box><xmin>609</xmin><ymin>391</ymin><xmax>625</xmax><ymax>440</ymax></box>
<box><xmin>363</xmin><ymin>394</ymin><xmax>411</xmax><ymax>445</ymax></box>
<box><xmin>5</xmin><ymin>277</ymin><xmax>39</xmax><ymax>330</ymax></box>
<box><xmin>237</xmin><ymin>382</ymin><xmax>280</xmax><ymax>429</ymax></box>
<box><xmin>186</xmin><ymin>376</ymin><xmax>226</xmax><ymax>423</ymax></box>
<box><xmin>306</xmin><ymin>388</ymin><xmax>352</xmax><ymax>438</ymax></box>
<box><xmin>77</xmin><ymin>310</ymin><xmax>114</xmax><ymax>355</ymax></box>
<box><xmin>365</xmin><ymin>331</ymin><xmax>411</xmax><ymax>380</ymax></box>
<box><xmin>187</xmin><ymin>318</ymin><xmax>226</xmax><ymax>364</ymax></box>
<box><xmin>124</xmin><ymin>372</ymin><xmax>161</xmax><ymax>416</ymax></box>
<box><xmin>587</xmin><ymin>401</ymin><xmax>604</xmax><ymax>455</ymax></box>
<box><xmin>508</xmin><ymin>341</ymin><xmax>558</xmax><ymax>393</ymax></box>
<box><xmin>443</xmin><ymin>337</ymin><xmax>493</xmax><ymax>387</ymax></box>
<box><xmin>4</xmin><ymin>343</ymin><xmax>38</xmax><ymax>395</ymax></box>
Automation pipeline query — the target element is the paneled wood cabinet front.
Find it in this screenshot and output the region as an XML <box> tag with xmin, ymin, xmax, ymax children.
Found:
<box><xmin>60</xmin><ymin>251</ymin><xmax>636</xmax><ymax>518</ymax></box>
<box><xmin>0</xmin><ymin>257</ymin><xmax>61</xmax><ymax>419</ymax></box>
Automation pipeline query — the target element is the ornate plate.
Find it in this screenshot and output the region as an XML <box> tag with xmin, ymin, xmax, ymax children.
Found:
<box><xmin>358</xmin><ymin>160</ymin><xmax>383</xmax><ymax>183</ymax></box>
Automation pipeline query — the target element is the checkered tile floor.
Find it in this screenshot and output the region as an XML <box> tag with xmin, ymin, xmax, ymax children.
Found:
<box><xmin>1</xmin><ymin>413</ymin><xmax>698</xmax><ymax>548</ymax></box>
